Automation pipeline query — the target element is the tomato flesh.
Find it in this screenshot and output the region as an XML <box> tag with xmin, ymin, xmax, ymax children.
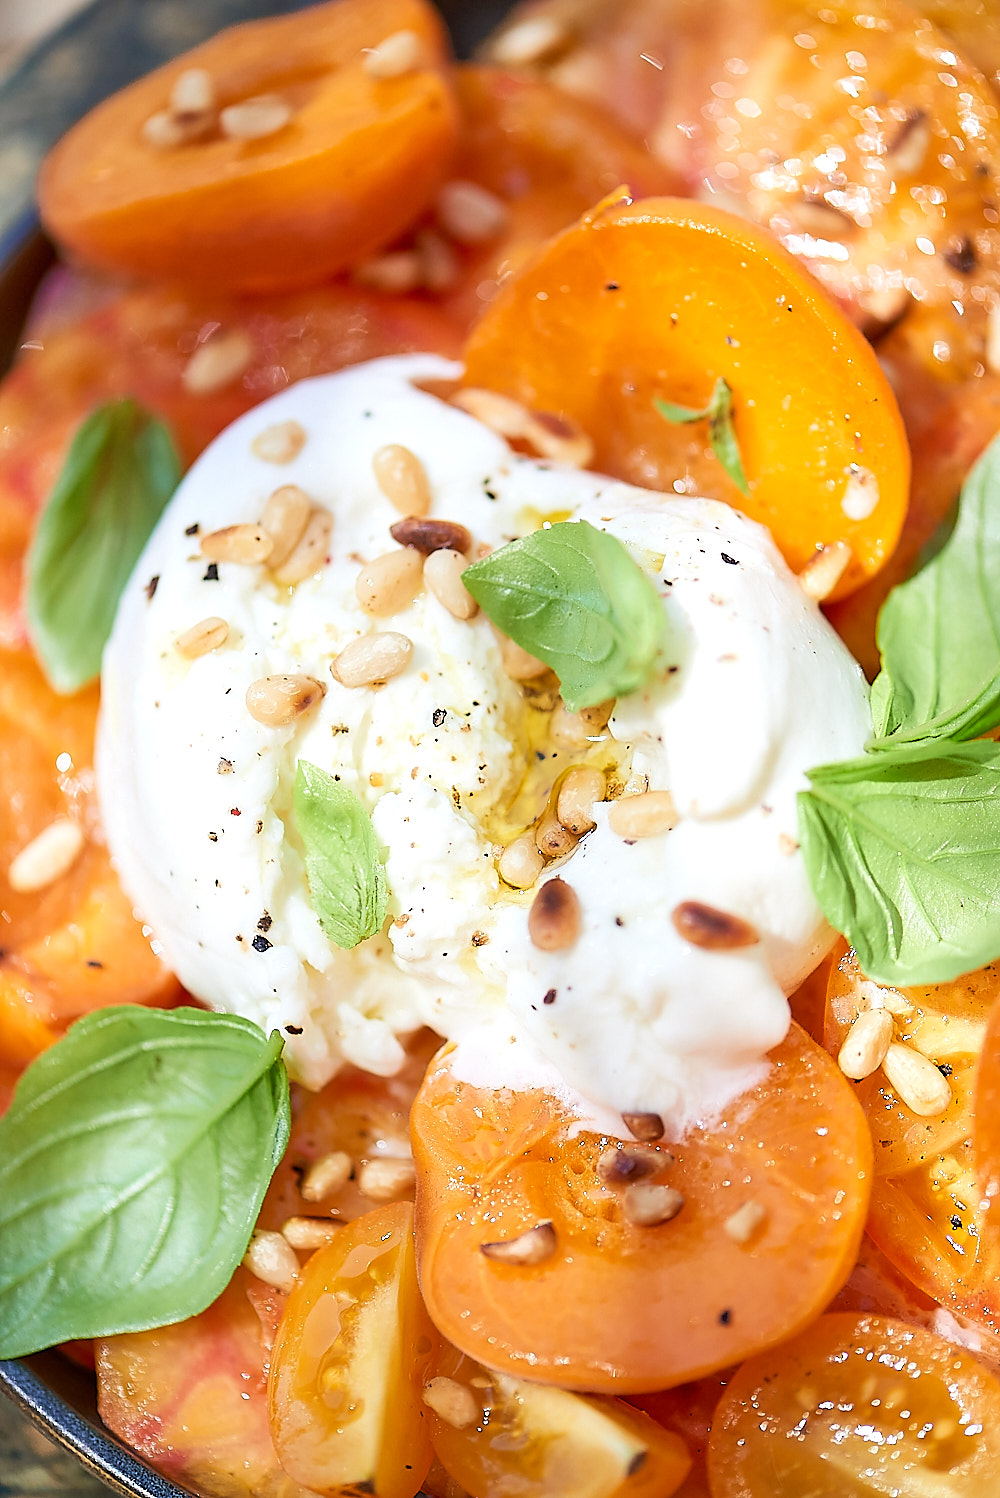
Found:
<box><xmin>268</xmin><ymin>1202</ymin><xmax>435</xmax><ymax>1498</ymax></box>
<box><xmin>707</xmin><ymin>1312</ymin><xmax>1000</xmax><ymax>1495</ymax></box>
<box><xmin>462</xmin><ymin>195</ymin><xmax>909</xmax><ymax>595</ymax></box>
<box><xmin>39</xmin><ymin>0</ymin><xmax>460</xmax><ymax>291</ymax></box>
<box><xmin>412</xmin><ymin>1023</ymin><xmax>872</xmax><ymax>1393</ymax></box>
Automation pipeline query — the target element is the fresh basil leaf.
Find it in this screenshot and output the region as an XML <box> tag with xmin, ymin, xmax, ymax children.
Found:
<box><xmin>0</xmin><ymin>1006</ymin><xmax>289</xmax><ymax>1358</ymax></box>
<box><xmin>869</xmin><ymin>432</ymin><xmax>1000</xmax><ymax>748</ymax></box>
<box><xmin>295</xmin><ymin>760</ymin><xmax>388</xmax><ymax>948</ymax></box>
<box><xmin>462</xmin><ymin>520</ymin><xmax>666</xmax><ymax>712</ymax></box>
<box><xmin>655</xmin><ymin>377</ymin><xmax>749</xmax><ymax>495</ymax></box>
<box><xmin>798</xmin><ymin>740</ymin><xmax>1000</xmax><ymax>986</ymax></box>
<box><xmin>26</xmin><ymin>399</ymin><xmax>181</xmax><ymax>694</ymax></box>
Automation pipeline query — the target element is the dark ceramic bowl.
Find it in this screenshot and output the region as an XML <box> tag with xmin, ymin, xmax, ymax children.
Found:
<box><xmin>0</xmin><ymin>0</ymin><xmax>504</xmax><ymax>1490</ymax></box>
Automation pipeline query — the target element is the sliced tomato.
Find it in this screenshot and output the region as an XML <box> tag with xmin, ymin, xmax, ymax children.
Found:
<box><xmin>97</xmin><ymin>1269</ymin><xmax>314</xmax><ymax>1498</ymax></box>
<box><xmin>437</xmin><ymin>65</ymin><xmax>677</xmax><ymax>329</ymax></box>
<box><xmin>461</xmin><ymin>195</ymin><xmax>909</xmax><ymax>594</ymax></box>
<box><xmin>825</xmin><ymin>950</ymin><xmax>1000</xmax><ymax>1333</ymax></box>
<box><xmin>0</xmin><ymin>647</ymin><xmax>179</xmax><ymax>1076</ymax></box>
<box><xmin>268</xmin><ymin>1202</ymin><xmax>436</xmax><ymax>1498</ymax></box>
<box><xmin>629</xmin><ymin>1372</ymin><xmax>733</xmax><ymax>1498</ymax></box>
<box><xmin>39</xmin><ymin>0</ymin><xmax>460</xmax><ymax>291</ymax></box>
<box><xmin>411</xmin><ymin>1023</ymin><xmax>872</xmax><ymax>1393</ymax></box>
<box><xmin>425</xmin><ymin>1342</ymin><xmax>691</xmax><ymax>1498</ymax></box>
<box><xmin>0</xmin><ymin>273</ymin><xmax>460</xmax><ymax>649</ymax></box>
<box><xmin>707</xmin><ymin>1311</ymin><xmax>1000</xmax><ymax>1495</ymax></box>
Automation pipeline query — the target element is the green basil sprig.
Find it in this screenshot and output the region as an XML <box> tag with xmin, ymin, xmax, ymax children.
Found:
<box><xmin>26</xmin><ymin>399</ymin><xmax>180</xmax><ymax>695</ymax></box>
<box><xmin>462</xmin><ymin>520</ymin><xmax>667</xmax><ymax>712</ymax></box>
<box><xmin>798</xmin><ymin>741</ymin><xmax>1000</xmax><ymax>987</ymax></box>
<box><xmin>0</xmin><ymin>1006</ymin><xmax>289</xmax><ymax>1359</ymax></box>
<box><xmin>869</xmin><ymin>433</ymin><xmax>1000</xmax><ymax>749</ymax></box>
<box><xmin>295</xmin><ymin>760</ymin><xmax>388</xmax><ymax>948</ymax></box>
<box><xmin>655</xmin><ymin>377</ymin><xmax>749</xmax><ymax>494</ymax></box>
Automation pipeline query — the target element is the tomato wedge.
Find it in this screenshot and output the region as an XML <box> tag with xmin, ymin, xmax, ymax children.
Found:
<box><xmin>825</xmin><ymin>951</ymin><xmax>1000</xmax><ymax>1333</ymax></box>
<box><xmin>462</xmin><ymin>195</ymin><xmax>909</xmax><ymax>595</ymax></box>
<box><xmin>268</xmin><ymin>1202</ymin><xmax>436</xmax><ymax>1498</ymax></box>
<box><xmin>38</xmin><ymin>0</ymin><xmax>460</xmax><ymax>291</ymax></box>
<box><xmin>706</xmin><ymin>1312</ymin><xmax>1000</xmax><ymax>1495</ymax></box>
<box><xmin>411</xmin><ymin>1023</ymin><xmax>872</xmax><ymax>1393</ymax></box>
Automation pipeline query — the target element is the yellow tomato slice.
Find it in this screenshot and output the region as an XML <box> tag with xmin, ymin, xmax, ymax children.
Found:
<box><xmin>462</xmin><ymin>194</ymin><xmax>909</xmax><ymax>596</ymax></box>
<box><xmin>707</xmin><ymin>1313</ymin><xmax>1000</xmax><ymax>1495</ymax></box>
<box><xmin>268</xmin><ymin>1201</ymin><xmax>436</xmax><ymax>1498</ymax></box>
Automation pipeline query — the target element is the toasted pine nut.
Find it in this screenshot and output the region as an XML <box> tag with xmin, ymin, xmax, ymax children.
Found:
<box><xmin>784</xmin><ymin>197</ymin><xmax>855</xmax><ymax>239</ymax></box>
<box><xmin>838</xmin><ymin>1008</ymin><xmax>894</xmax><ymax>1081</ymax></box>
<box><xmin>672</xmin><ymin>901</ymin><xmax>759</xmax><ymax>951</ymax></box>
<box><xmin>723</xmin><ymin>1200</ymin><xmax>767</xmax><ymax>1244</ymax></box>
<box><xmin>522</xmin><ymin>410</ymin><xmax>594</xmax><ymax>469</ymax></box>
<box><xmin>356</xmin><ymin>549</ymin><xmax>424</xmax><ymax>616</ymax></box>
<box><xmin>357</xmin><ymin>1157</ymin><xmax>416</xmax><ymax>1202</ymax></box>
<box><xmin>623</xmin><ymin>1183</ymin><xmax>684</xmax><ymax>1227</ymax></box>
<box><xmin>8</xmin><ymin>819</ymin><xmax>84</xmax><ymax>893</ymax></box>
<box><xmin>882</xmin><ymin>1042</ymin><xmax>952</xmax><ymax>1117</ymax></box>
<box><xmin>422</xmin><ymin>1377</ymin><xmax>480</xmax><ymax>1430</ymax></box>
<box><xmin>354</xmin><ymin>251</ymin><xmax>422</xmax><ymax>294</ymax></box>
<box><xmin>390</xmin><ymin>516</ymin><xmax>470</xmax><ymax>555</ymax></box>
<box><xmin>175</xmin><ymin>616</ymin><xmax>229</xmax><ymax>659</ymax></box>
<box><xmin>437</xmin><ymin>180</ymin><xmax>509</xmax><ymax>244</ymax></box>
<box><xmin>608</xmin><ymin>790</ymin><xmax>677</xmax><ymax>840</ymax></box>
<box><xmin>499</xmin><ymin>634</ymin><xmax>548</xmax><ymax>681</ymax></box>
<box><xmin>480</xmin><ymin>1221</ymin><xmax>556</xmax><ymax>1265</ymax></box>
<box><xmin>416</xmin><ymin>228</ymin><xmax>459</xmax><ymax>292</ymax></box>
<box><xmin>841</xmin><ymin>465</ymin><xmax>879</xmax><ymax>521</ymax></box>
<box><xmin>272</xmin><ymin>506</ymin><xmax>333</xmax><ymax>585</ymax></box>
<box><xmin>363</xmin><ymin>28</ymin><xmax>422</xmax><ymax>78</ymax></box>
<box><xmin>528</xmin><ymin>877</ymin><xmax>581</xmax><ymax>950</ymax></box>
<box><xmin>798</xmin><ymin>541</ymin><xmax>853</xmax><ymax>602</ymax></box>
<box><xmin>281</xmin><ymin>1216</ymin><xmax>341</xmax><ymax>1251</ymax></box>
<box><xmin>299</xmin><ymin>1150</ymin><xmax>353</xmax><ymax>1202</ymax></box>
<box><xmin>597</xmin><ymin>1145</ymin><xmax>664</xmax><ymax>1186</ymax></box>
<box><xmin>452</xmin><ymin>386</ymin><xmax>530</xmax><ymax>439</ymax></box>
<box><xmin>887</xmin><ymin>110</ymin><xmax>931</xmax><ymax>175</ymax></box>
<box><xmin>331</xmin><ymin>631</ymin><xmax>413</xmax><ymax>688</ymax></box>
<box><xmin>372</xmin><ymin>444</ymin><xmax>432</xmax><ymax>516</ymax></box>
<box><xmin>261</xmin><ymin>485</ymin><xmax>312</xmax><ymax>568</ymax></box>
<box><xmin>220</xmin><ymin>94</ymin><xmax>292</xmax><ymax>140</ymax></box>
<box><xmin>243</xmin><ymin>1229</ymin><xmax>299</xmax><ymax>1292</ymax></box>
<box><xmin>534</xmin><ymin>811</ymin><xmax>578</xmax><ymax>860</ymax></box>
<box><xmin>182</xmin><ymin>328</ymin><xmax>253</xmax><ymax>394</ymax></box>
<box><xmin>556</xmin><ymin>766</ymin><xmax>605</xmax><ymax>835</ymax></box>
<box><xmin>622</xmin><ymin>1111</ymin><xmax>664</xmax><ymax>1142</ymax></box>
<box><xmin>200</xmin><ymin>523</ymin><xmax>274</xmax><ymax>564</ymax></box>
<box><xmin>142</xmin><ymin>108</ymin><xmax>212</xmax><ymax>149</ymax></box>
<box><xmin>489</xmin><ymin>14</ymin><xmax>570</xmax><ymax>66</ymax></box>
<box><xmin>498</xmin><ymin>834</ymin><xmax>544</xmax><ymax>890</ymax></box>
<box><xmin>252</xmin><ymin>420</ymin><xmax>306</xmax><ymax>465</ymax></box>
<box><xmin>550</xmin><ymin>699</ymin><xmax>614</xmax><ymax>749</ymax></box>
<box><xmin>170</xmin><ymin>67</ymin><xmax>215</xmax><ymax>114</ymax></box>
<box><xmin>246</xmin><ymin>674</ymin><xmax>325</xmax><ymax>727</ymax></box>
<box><xmin>424</xmin><ymin>548</ymin><xmax>478</xmax><ymax>619</ymax></box>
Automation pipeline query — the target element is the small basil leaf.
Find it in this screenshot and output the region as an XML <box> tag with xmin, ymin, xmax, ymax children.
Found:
<box><xmin>655</xmin><ymin>377</ymin><xmax>749</xmax><ymax>495</ymax></box>
<box><xmin>869</xmin><ymin>432</ymin><xmax>1000</xmax><ymax>749</ymax></box>
<box><xmin>26</xmin><ymin>400</ymin><xmax>181</xmax><ymax>694</ymax></box>
<box><xmin>462</xmin><ymin>519</ymin><xmax>666</xmax><ymax>712</ymax></box>
<box><xmin>0</xmin><ymin>1006</ymin><xmax>289</xmax><ymax>1358</ymax></box>
<box><xmin>798</xmin><ymin>740</ymin><xmax>1000</xmax><ymax>986</ymax></box>
<box><xmin>295</xmin><ymin>759</ymin><xmax>388</xmax><ymax>948</ymax></box>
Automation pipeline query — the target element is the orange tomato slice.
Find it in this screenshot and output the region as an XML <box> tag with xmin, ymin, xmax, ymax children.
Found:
<box><xmin>411</xmin><ymin>1022</ymin><xmax>872</xmax><ymax>1394</ymax></box>
<box><xmin>825</xmin><ymin>950</ymin><xmax>1000</xmax><ymax>1333</ymax></box>
<box><xmin>268</xmin><ymin>1201</ymin><xmax>436</xmax><ymax>1498</ymax></box>
<box><xmin>706</xmin><ymin>1313</ymin><xmax>1000</xmax><ymax>1495</ymax></box>
<box><xmin>38</xmin><ymin>0</ymin><xmax>460</xmax><ymax>291</ymax></box>
<box><xmin>462</xmin><ymin>194</ymin><xmax>909</xmax><ymax>595</ymax></box>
